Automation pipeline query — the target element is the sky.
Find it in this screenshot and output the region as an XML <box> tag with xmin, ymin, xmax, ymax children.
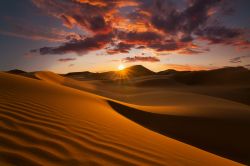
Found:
<box><xmin>0</xmin><ymin>0</ymin><xmax>250</xmax><ymax>73</ymax></box>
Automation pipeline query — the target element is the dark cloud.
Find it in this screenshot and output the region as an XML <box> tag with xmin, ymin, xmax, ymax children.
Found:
<box><xmin>107</xmin><ymin>42</ymin><xmax>134</xmax><ymax>54</ymax></box>
<box><xmin>58</xmin><ymin>58</ymin><xmax>76</xmax><ymax>62</ymax></box>
<box><xmin>148</xmin><ymin>40</ymin><xmax>185</xmax><ymax>52</ymax></box>
<box><xmin>180</xmin><ymin>35</ymin><xmax>193</xmax><ymax>42</ymax></box>
<box><xmin>33</xmin><ymin>33</ymin><xmax>113</xmax><ymax>55</ymax></box>
<box><xmin>150</xmin><ymin>0</ymin><xmax>221</xmax><ymax>34</ymax></box>
<box><xmin>196</xmin><ymin>26</ymin><xmax>250</xmax><ymax>49</ymax></box>
<box><xmin>123</xmin><ymin>56</ymin><xmax>160</xmax><ymax>63</ymax></box>
<box><xmin>181</xmin><ymin>0</ymin><xmax>221</xmax><ymax>33</ymax></box>
<box><xmin>196</xmin><ymin>26</ymin><xmax>242</xmax><ymax>44</ymax></box>
<box><xmin>219</xmin><ymin>1</ymin><xmax>235</xmax><ymax>16</ymax></box>
<box><xmin>118</xmin><ymin>31</ymin><xmax>162</xmax><ymax>44</ymax></box>
<box><xmin>117</xmin><ymin>31</ymin><xmax>190</xmax><ymax>52</ymax></box>
<box><xmin>151</xmin><ymin>10</ymin><xmax>180</xmax><ymax>34</ymax></box>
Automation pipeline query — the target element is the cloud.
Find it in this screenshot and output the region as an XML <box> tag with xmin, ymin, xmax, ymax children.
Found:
<box><xmin>58</xmin><ymin>58</ymin><xmax>76</xmax><ymax>62</ymax></box>
<box><xmin>123</xmin><ymin>56</ymin><xmax>160</xmax><ymax>63</ymax></box>
<box><xmin>75</xmin><ymin>0</ymin><xmax>138</xmax><ymax>8</ymax></box>
<box><xmin>32</xmin><ymin>0</ymin><xmax>112</xmax><ymax>34</ymax></box>
<box><xmin>0</xmin><ymin>17</ymin><xmax>81</xmax><ymax>42</ymax></box>
<box><xmin>229</xmin><ymin>57</ymin><xmax>242</xmax><ymax>63</ymax></box>
<box><xmin>106</xmin><ymin>42</ymin><xmax>134</xmax><ymax>54</ymax></box>
<box><xmin>27</xmin><ymin>0</ymin><xmax>250</xmax><ymax>56</ymax></box>
<box><xmin>150</xmin><ymin>0</ymin><xmax>221</xmax><ymax>34</ymax></box>
<box><xmin>229</xmin><ymin>55</ymin><xmax>250</xmax><ymax>63</ymax></box>
<box><xmin>31</xmin><ymin>0</ymin><xmax>138</xmax><ymax>34</ymax></box>
<box><xmin>179</xmin><ymin>48</ymin><xmax>203</xmax><ymax>55</ymax></box>
<box><xmin>32</xmin><ymin>33</ymin><xmax>113</xmax><ymax>55</ymax></box>
<box><xmin>116</xmin><ymin>31</ymin><xmax>194</xmax><ymax>52</ymax></box>
<box><xmin>118</xmin><ymin>31</ymin><xmax>162</xmax><ymax>45</ymax></box>
<box><xmin>196</xmin><ymin>26</ymin><xmax>241</xmax><ymax>43</ymax></box>
<box><xmin>148</xmin><ymin>40</ymin><xmax>186</xmax><ymax>52</ymax></box>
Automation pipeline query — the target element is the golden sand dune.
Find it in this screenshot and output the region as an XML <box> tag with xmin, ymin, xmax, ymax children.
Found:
<box><xmin>0</xmin><ymin>72</ymin><xmax>241</xmax><ymax>165</ymax></box>
<box><xmin>35</xmin><ymin>71</ymin><xmax>250</xmax><ymax>164</ymax></box>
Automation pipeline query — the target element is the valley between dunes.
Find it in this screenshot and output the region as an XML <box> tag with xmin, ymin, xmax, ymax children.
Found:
<box><xmin>0</xmin><ymin>71</ymin><xmax>249</xmax><ymax>165</ymax></box>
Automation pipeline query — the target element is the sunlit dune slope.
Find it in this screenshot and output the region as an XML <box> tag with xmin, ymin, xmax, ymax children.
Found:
<box><xmin>0</xmin><ymin>72</ymin><xmax>241</xmax><ymax>166</ymax></box>
<box><xmin>35</xmin><ymin>71</ymin><xmax>96</xmax><ymax>91</ymax></box>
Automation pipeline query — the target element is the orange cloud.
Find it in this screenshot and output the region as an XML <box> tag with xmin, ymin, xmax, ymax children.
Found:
<box><xmin>76</xmin><ymin>0</ymin><xmax>138</xmax><ymax>8</ymax></box>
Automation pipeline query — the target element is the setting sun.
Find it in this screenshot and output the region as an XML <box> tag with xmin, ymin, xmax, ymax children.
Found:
<box><xmin>118</xmin><ymin>64</ymin><xmax>125</xmax><ymax>71</ymax></box>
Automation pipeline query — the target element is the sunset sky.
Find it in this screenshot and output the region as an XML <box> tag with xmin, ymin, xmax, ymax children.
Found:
<box><xmin>0</xmin><ymin>0</ymin><xmax>250</xmax><ymax>73</ymax></box>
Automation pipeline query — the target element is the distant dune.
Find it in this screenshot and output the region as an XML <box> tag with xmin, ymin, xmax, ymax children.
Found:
<box><xmin>7</xmin><ymin>69</ymin><xmax>37</xmax><ymax>79</ymax></box>
<box><xmin>171</xmin><ymin>67</ymin><xmax>250</xmax><ymax>85</ymax></box>
<box><xmin>7</xmin><ymin>69</ymin><xmax>27</xmax><ymax>74</ymax></box>
<box><xmin>65</xmin><ymin>65</ymin><xmax>155</xmax><ymax>80</ymax></box>
<box><xmin>64</xmin><ymin>65</ymin><xmax>250</xmax><ymax>105</ymax></box>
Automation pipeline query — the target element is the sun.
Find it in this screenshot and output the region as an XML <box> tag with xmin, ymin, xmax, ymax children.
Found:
<box><xmin>118</xmin><ymin>64</ymin><xmax>125</xmax><ymax>71</ymax></box>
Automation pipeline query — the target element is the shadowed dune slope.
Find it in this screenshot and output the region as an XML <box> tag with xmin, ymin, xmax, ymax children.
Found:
<box><xmin>108</xmin><ymin>100</ymin><xmax>250</xmax><ymax>165</ymax></box>
<box><xmin>108</xmin><ymin>89</ymin><xmax>250</xmax><ymax>164</ymax></box>
<box><xmin>0</xmin><ymin>72</ymin><xmax>241</xmax><ymax>165</ymax></box>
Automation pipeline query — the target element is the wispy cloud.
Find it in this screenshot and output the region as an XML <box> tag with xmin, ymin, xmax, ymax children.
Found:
<box><xmin>58</xmin><ymin>58</ymin><xmax>76</xmax><ymax>62</ymax></box>
<box><xmin>123</xmin><ymin>56</ymin><xmax>160</xmax><ymax>63</ymax></box>
<box><xmin>0</xmin><ymin>17</ymin><xmax>81</xmax><ymax>42</ymax></box>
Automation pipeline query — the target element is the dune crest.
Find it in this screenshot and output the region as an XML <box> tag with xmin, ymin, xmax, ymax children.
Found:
<box><xmin>36</xmin><ymin>71</ymin><xmax>97</xmax><ymax>91</ymax></box>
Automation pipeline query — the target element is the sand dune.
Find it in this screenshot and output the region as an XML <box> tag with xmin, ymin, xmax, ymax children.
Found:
<box><xmin>36</xmin><ymin>71</ymin><xmax>250</xmax><ymax>164</ymax></box>
<box><xmin>0</xmin><ymin>72</ymin><xmax>242</xmax><ymax>165</ymax></box>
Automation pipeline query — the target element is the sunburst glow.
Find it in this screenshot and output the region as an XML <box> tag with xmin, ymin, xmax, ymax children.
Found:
<box><xmin>118</xmin><ymin>64</ymin><xmax>125</xmax><ymax>71</ymax></box>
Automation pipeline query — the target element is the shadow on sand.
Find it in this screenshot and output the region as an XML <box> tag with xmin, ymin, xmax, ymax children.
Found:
<box><xmin>108</xmin><ymin>100</ymin><xmax>250</xmax><ymax>165</ymax></box>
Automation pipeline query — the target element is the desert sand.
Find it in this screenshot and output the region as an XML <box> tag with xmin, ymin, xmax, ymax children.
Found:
<box><xmin>0</xmin><ymin>69</ymin><xmax>249</xmax><ymax>165</ymax></box>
